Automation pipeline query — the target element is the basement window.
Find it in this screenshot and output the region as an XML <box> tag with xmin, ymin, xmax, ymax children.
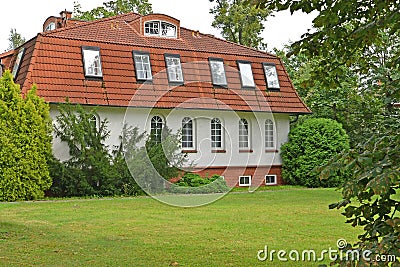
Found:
<box><xmin>239</xmin><ymin>176</ymin><xmax>251</xmax><ymax>186</ymax></box>
<box><xmin>145</xmin><ymin>21</ymin><xmax>177</xmax><ymax>38</ymax></box>
<box><xmin>265</xmin><ymin>175</ymin><xmax>277</xmax><ymax>185</ymax></box>
<box><xmin>263</xmin><ymin>63</ymin><xmax>280</xmax><ymax>90</ymax></box>
<box><xmin>82</xmin><ymin>46</ymin><xmax>103</xmax><ymax>78</ymax></box>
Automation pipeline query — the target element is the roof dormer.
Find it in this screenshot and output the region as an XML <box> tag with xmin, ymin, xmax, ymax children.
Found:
<box><xmin>139</xmin><ymin>14</ymin><xmax>180</xmax><ymax>39</ymax></box>
<box><xmin>42</xmin><ymin>10</ymin><xmax>83</xmax><ymax>32</ymax></box>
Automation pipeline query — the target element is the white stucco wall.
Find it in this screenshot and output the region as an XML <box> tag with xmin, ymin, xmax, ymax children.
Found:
<box><xmin>50</xmin><ymin>105</ymin><xmax>290</xmax><ymax>168</ymax></box>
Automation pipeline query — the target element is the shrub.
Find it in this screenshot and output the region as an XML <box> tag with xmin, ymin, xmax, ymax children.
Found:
<box><xmin>281</xmin><ymin>118</ymin><xmax>350</xmax><ymax>187</ymax></box>
<box><xmin>0</xmin><ymin>71</ymin><xmax>52</xmax><ymax>201</ymax></box>
<box><xmin>169</xmin><ymin>173</ymin><xmax>229</xmax><ymax>194</ymax></box>
<box><xmin>49</xmin><ymin>105</ymin><xmax>185</xmax><ymax>197</ymax></box>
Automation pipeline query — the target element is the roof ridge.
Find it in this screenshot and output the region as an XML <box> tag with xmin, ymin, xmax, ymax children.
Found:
<box><xmin>180</xmin><ymin>26</ymin><xmax>277</xmax><ymax>58</ymax></box>
<box><xmin>42</xmin><ymin>11</ymin><xmax>142</xmax><ymax>37</ymax></box>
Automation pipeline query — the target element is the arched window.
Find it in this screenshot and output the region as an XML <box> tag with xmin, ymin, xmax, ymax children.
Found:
<box><xmin>211</xmin><ymin>118</ymin><xmax>222</xmax><ymax>148</ymax></box>
<box><xmin>89</xmin><ymin>114</ymin><xmax>99</xmax><ymax>130</ymax></box>
<box><xmin>239</xmin><ymin>118</ymin><xmax>249</xmax><ymax>149</ymax></box>
<box><xmin>151</xmin><ymin>116</ymin><xmax>163</xmax><ymax>143</ymax></box>
<box><xmin>265</xmin><ymin>119</ymin><xmax>274</xmax><ymax>148</ymax></box>
<box><xmin>182</xmin><ymin>117</ymin><xmax>194</xmax><ymax>149</ymax></box>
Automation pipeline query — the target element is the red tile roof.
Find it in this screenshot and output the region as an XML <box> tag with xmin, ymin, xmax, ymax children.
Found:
<box><xmin>5</xmin><ymin>12</ymin><xmax>311</xmax><ymax>114</ymax></box>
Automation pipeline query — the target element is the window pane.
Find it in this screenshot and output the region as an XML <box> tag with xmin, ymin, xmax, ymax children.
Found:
<box><xmin>239</xmin><ymin>119</ymin><xmax>249</xmax><ymax>148</ymax></box>
<box><xmin>134</xmin><ymin>53</ymin><xmax>152</xmax><ymax>80</ymax></box>
<box><xmin>210</xmin><ymin>60</ymin><xmax>227</xmax><ymax>86</ymax></box>
<box><xmin>238</xmin><ymin>62</ymin><xmax>255</xmax><ymax>87</ymax></box>
<box><xmin>12</xmin><ymin>48</ymin><xmax>25</xmax><ymax>78</ymax></box>
<box><xmin>151</xmin><ymin>116</ymin><xmax>163</xmax><ymax>143</ymax></box>
<box><xmin>145</xmin><ymin>21</ymin><xmax>159</xmax><ymax>35</ymax></box>
<box><xmin>211</xmin><ymin>118</ymin><xmax>222</xmax><ymax>148</ymax></box>
<box><xmin>263</xmin><ymin>64</ymin><xmax>280</xmax><ymax>89</ymax></box>
<box><xmin>165</xmin><ymin>56</ymin><xmax>183</xmax><ymax>83</ymax></box>
<box><xmin>83</xmin><ymin>49</ymin><xmax>102</xmax><ymax>77</ymax></box>
<box><xmin>265</xmin><ymin>119</ymin><xmax>274</xmax><ymax>148</ymax></box>
<box><xmin>182</xmin><ymin>117</ymin><xmax>193</xmax><ymax>148</ymax></box>
<box><xmin>161</xmin><ymin>22</ymin><xmax>177</xmax><ymax>37</ymax></box>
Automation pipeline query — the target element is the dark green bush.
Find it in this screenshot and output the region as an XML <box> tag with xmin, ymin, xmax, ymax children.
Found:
<box><xmin>169</xmin><ymin>173</ymin><xmax>229</xmax><ymax>194</ymax></box>
<box><xmin>281</xmin><ymin>118</ymin><xmax>350</xmax><ymax>187</ymax></box>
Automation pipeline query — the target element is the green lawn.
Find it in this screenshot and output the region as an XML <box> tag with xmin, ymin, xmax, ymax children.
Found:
<box><xmin>0</xmin><ymin>188</ymin><xmax>359</xmax><ymax>266</ymax></box>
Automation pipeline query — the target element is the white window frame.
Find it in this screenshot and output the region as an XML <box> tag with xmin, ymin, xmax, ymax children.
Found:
<box><xmin>265</xmin><ymin>119</ymin><xmax>275</xmax><ymax>149</ymax></box>
<box><xmin>239</xmin><ymin>118</ymin><xmax>250</xmax><ymax>149</ymax></box>
<box><xmin>82</xmin><ymin>46</ymin><xmax>103</xmax><ymax>78</ymax></box>
<box><xmin>12</xmin><ymin>47</ymin><xmax>25</xmax><ymax>78</ymax></box>
<box><xmin>263</xmin><ymin>63</ymin><xmax>280</xmax><ymax>90</ymax></box>
<box><xmin>239</xmin><ymin>175</ymin><xmax>251</xmax><ymax>186</ymax></box>
<box><xmin>44</xmin><ymin>22</ymin><xmax>56</xmax><ymax>32</ymax></box>
<box><xmin>182</xmin><ymin>117</ymin><xmax>194</xmax><ymax>149</ymax></box>
<box><xmin>237</xmin><ymin>60</ymin><xmax>255</xmax><ymax>88</ymax></box>
<box><xmin>211</xmin><ymin>118</ymin><xmax>223</xmax><ymax>149</ymax></box>
<box><xmin>150</xmin><ymin>116</ymin><xmax>164</xmax><ymax>143</ymax></box>
<box><xmin>133</xmin><ymin>51</ymin><xmax>152</xmax><ymax>81</ymax></box>
<box><xmin>144</xmin><ymin>20</ymin><xmax>177</xmax><ymax>38</ymax></box>
<box><xmin>165</xmin><ymin>54</ymin><xmax>184</xmax><ymax>84</ymax></box>
<box><xmin>89</xmin><ymin>114</ymin><xmax>100</xmax><ymax>131</ymax></box>
<box><xmin>209</xmin><ymin>57</ymin><xmax>227</xmax><ymax>87</ymax></box>
<box><xmin>265</xmin><ymin>174</ymin><xmax>277</xmax><ymax>185</ymax></box>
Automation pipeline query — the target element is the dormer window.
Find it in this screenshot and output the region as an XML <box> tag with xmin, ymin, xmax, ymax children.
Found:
<box><xmin>82</xmin><ymin>46</ymin><xmax>103</xmax><ymax>78</ymax></box>
<box><xmin>263</xmin><ymin>63</ymin><xmax>280</xmax><ymax>90</ymax></box>
<box><xmin>144</xmin><ymin>21</ymin><xmax>177</xmax><ymax>38</ymax></box>
<box><xmin>12</xmin><ymin>48</ymin><xmax>25</xmax><ymax>79</ymax></box>
<box><xmin>44</xmin><ymin>22</ymin><xmax>56</xmax><ymax>32</ymax></box>
<box><xmin>237</xmin><ymin>60</ymin><xmax>255</xmax><ymax>89</ymax></box>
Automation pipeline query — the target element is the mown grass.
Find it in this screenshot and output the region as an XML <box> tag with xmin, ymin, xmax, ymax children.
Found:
<box><xmin>0</xmin><ymin>188</ymin><xmax>359</xmax><ymax>266</ymax></box>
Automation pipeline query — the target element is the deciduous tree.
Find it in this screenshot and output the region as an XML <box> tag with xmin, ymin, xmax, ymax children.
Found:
<box><xmin>73</xmin><ymin>0</ymin><xmax>153</xmax><ymax>21</ymax></box>
<box><xmin>210</xmin><ymin>0</ymin><xmax>271</xmax><ymax>49</ymax></box>
<box><xmin>7</xmin><ymin>28</ymin><xmax>25</xmax><ymax>51</ymax></box>
<box><xmin>253</xmin><ymin>0</ymin><xmax>400</xmax><ymax>264</ymax></box>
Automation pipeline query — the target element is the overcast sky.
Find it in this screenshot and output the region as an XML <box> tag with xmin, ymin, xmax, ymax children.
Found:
<box><xmin>0</xmin><ymin>0</ymin><xmax>316</xmax><ymax>53</ymax></box>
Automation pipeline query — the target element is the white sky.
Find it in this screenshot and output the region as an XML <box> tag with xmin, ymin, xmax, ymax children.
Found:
<box><xmin>0</xmin><ymin>0</ymin><xmax>316</xmax><ymax>53</ymax></box>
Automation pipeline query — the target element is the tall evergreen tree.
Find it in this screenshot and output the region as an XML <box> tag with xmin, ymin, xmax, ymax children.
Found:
<box><xmin>0</xmin><ymin>70</ymin><xmax>52</xmax><ymax>201</ymax></box>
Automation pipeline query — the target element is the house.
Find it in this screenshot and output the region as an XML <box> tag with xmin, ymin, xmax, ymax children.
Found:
<box><xmin>0</xmin><ymin>10</ymin><xmax>311</xmax><ymax>188</ymax></box>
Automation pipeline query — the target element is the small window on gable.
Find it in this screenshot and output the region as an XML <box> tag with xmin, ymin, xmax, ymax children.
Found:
<box><xmin>44</xmin><ymin>22</ymin><xmax>56</xmax><ymax>32</ymax></box>
<box><xmin>209</xmin><ymin>58</ymin><xmax>227</xmax><ymax>87</ymax></box>
<box><xmin>145</xmin><ymin>21</ymin><xmax>177</xmax><ymax>38</ymax></box>
<box><xmin>82</xmin><ymin>46</ymin><xmax>103</xmax><ymax>78</ymax></box>
<box><xmin>237</xmin><ymin>60</ymin><xmax>255</xmax><ymax>89</ymax></box>
<box><xmin>133</xmin><ymin>51</ymin><xmax>152</xmax><ymax>81</ymax></box>
<box><xmin>12</xmin><ymin>47</ymin><xmax>25</xmax><ymax>79</ymax></box>
<box><xmin>165</xmin><ymin>54</ymin><xmax>184</xmax><ymax>84</ymax></box>
<box><xmin>263</xmin><ymin>63</ymin><xmax>280</xmax><ymax>90</ymax></box>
